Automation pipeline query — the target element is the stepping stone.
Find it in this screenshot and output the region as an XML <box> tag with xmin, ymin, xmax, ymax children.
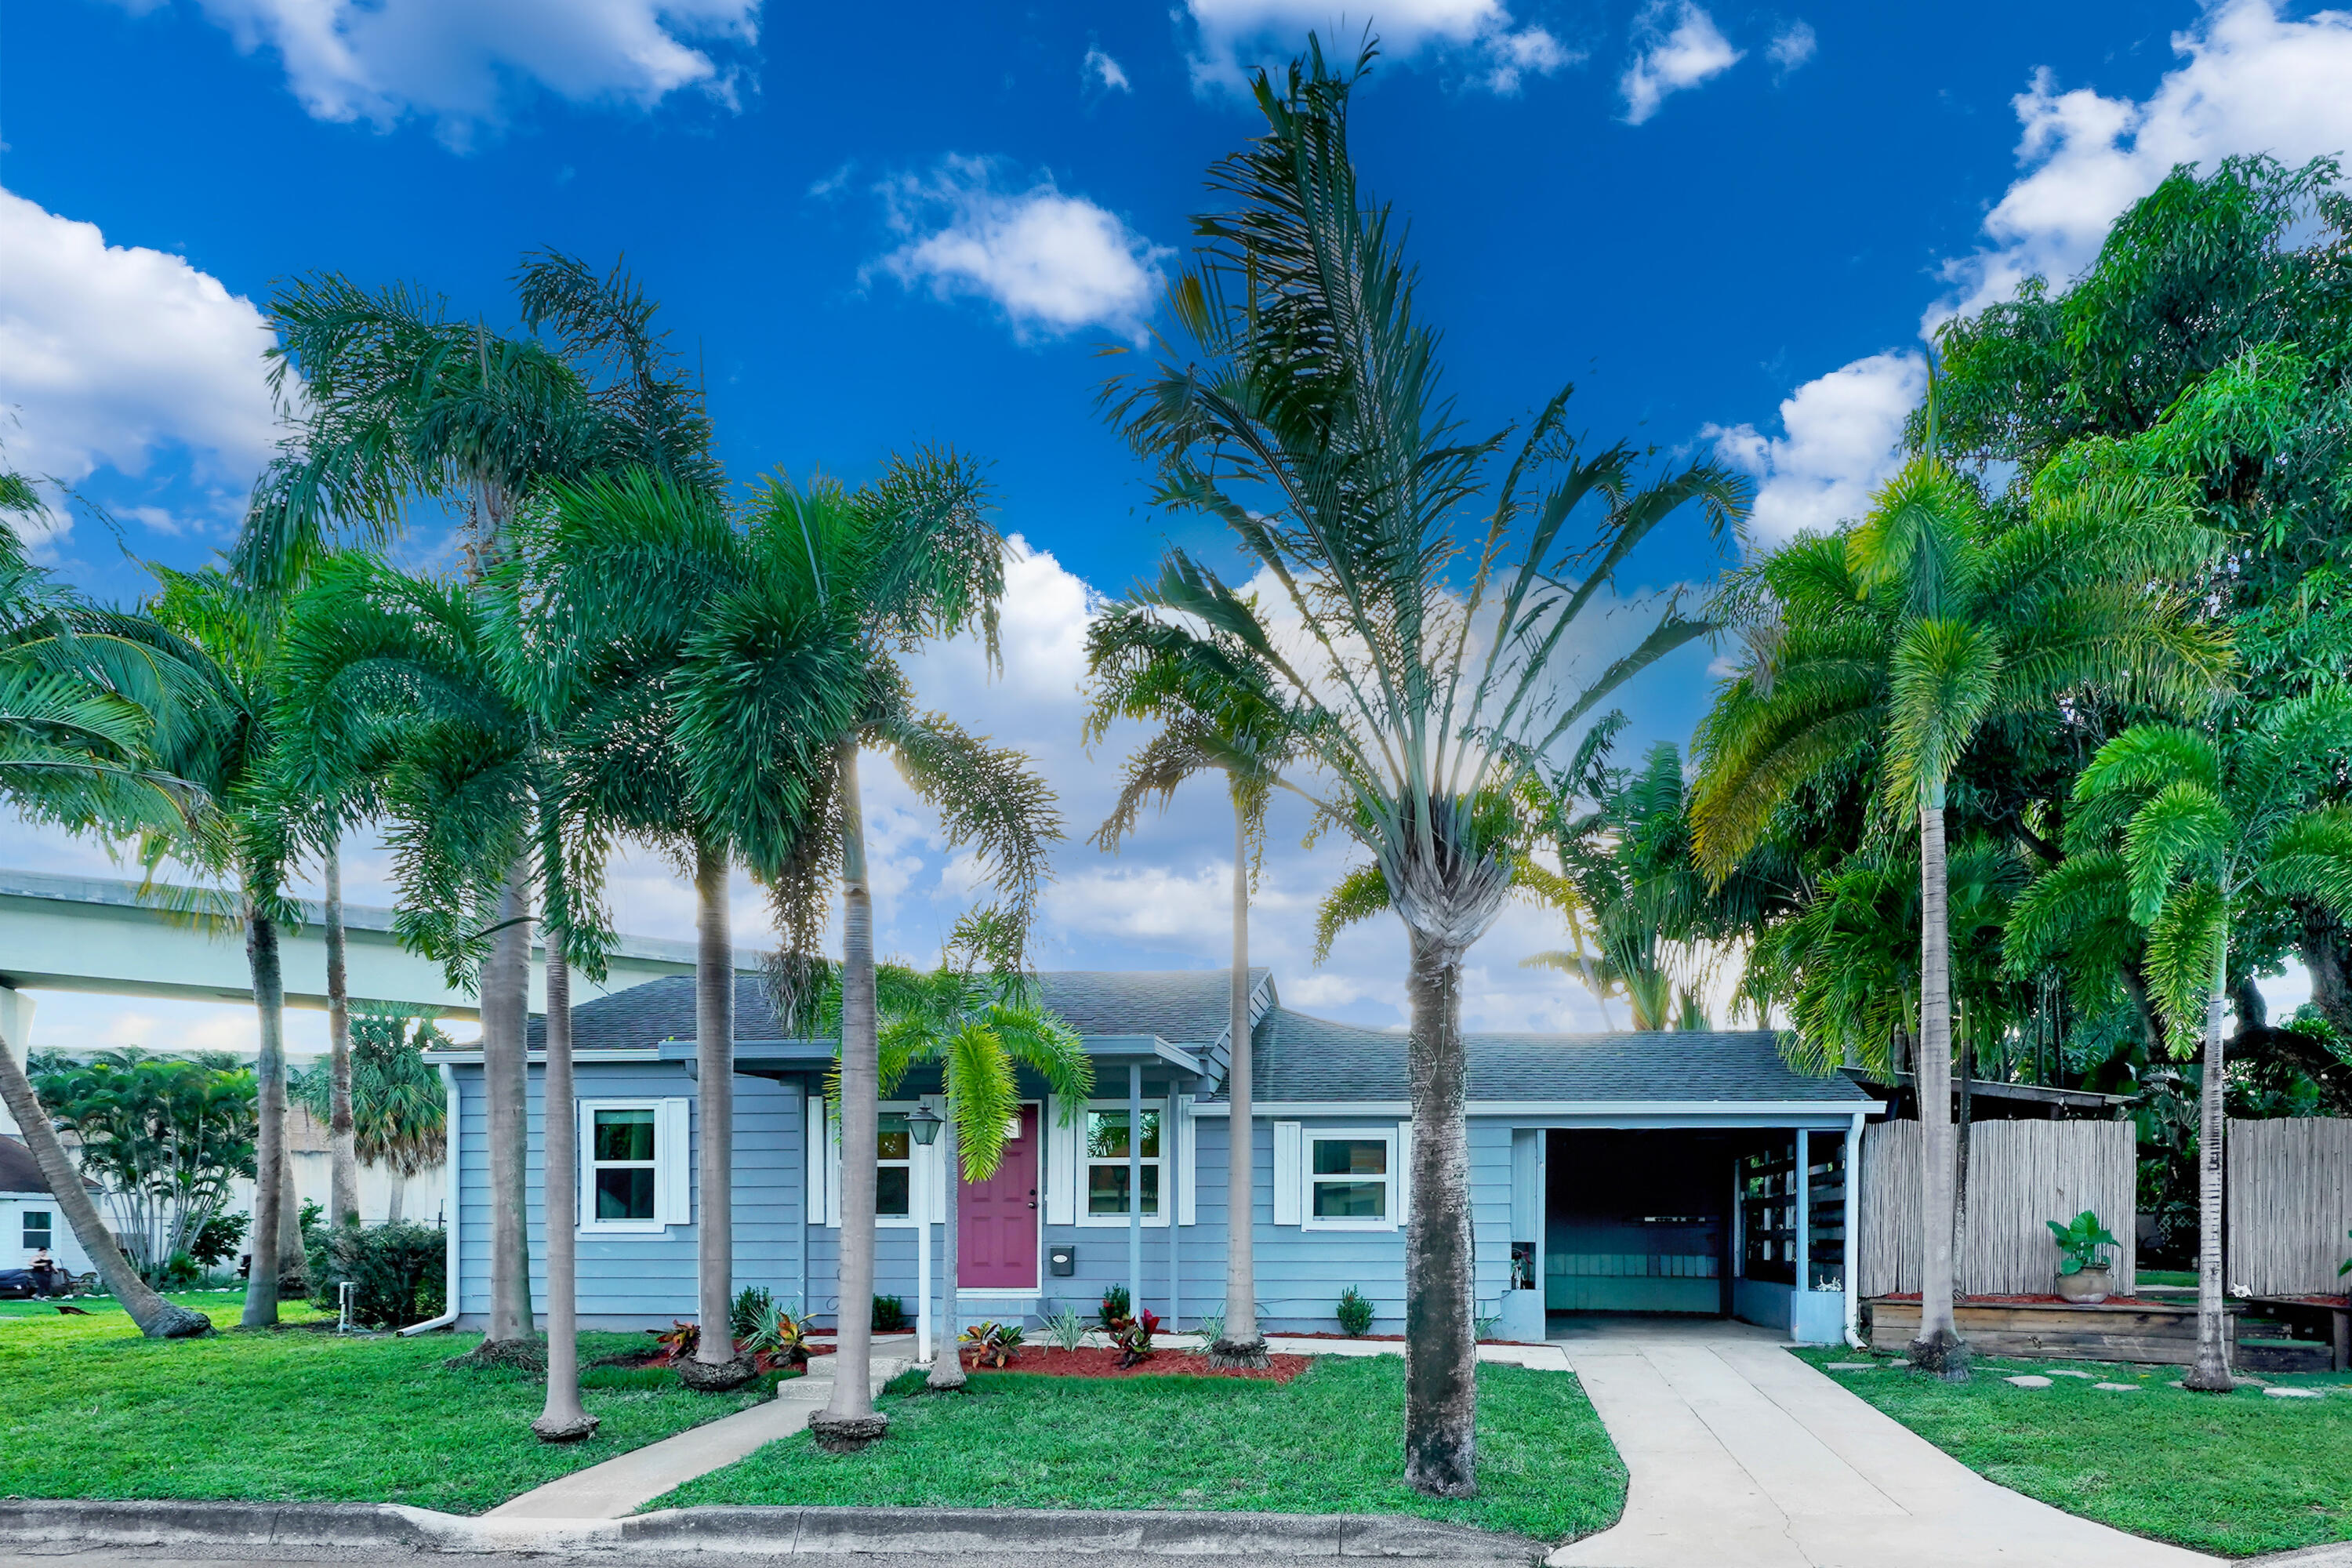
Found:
<box><xmin>2045</xmin><ymin>1369</ymin><xmax>2096</xmax><ymax>1378</ymax></box>
<box><xmin>1825</xmin><ymin>1361</ymin><xmax>1878</xmax><ymax>1370</ymax></box>
<box><xmin>2094</xmin><ymin>1382</ymin><xmax>2140</xmax><ymax>1392</ymax></box>
<box><xmin>2003</xmin><ymin>1375</ymin><xmax>2053</xmax><ymax>1388</ymax></box>
<box><xmin>2265</xmin><ymin>1387</ymin><xmax>2324</xmax><ymax>1399</ymax></box>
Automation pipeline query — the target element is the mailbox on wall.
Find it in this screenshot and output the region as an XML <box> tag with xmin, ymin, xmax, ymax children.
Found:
<box><xmin>1048</xmin><ymin>1243</ymin><xmax>1075</xmax><ymax>1277</ymax></box>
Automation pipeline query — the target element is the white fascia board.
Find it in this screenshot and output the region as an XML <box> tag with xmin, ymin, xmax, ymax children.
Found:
<box><xmin>423</xmin><ymin>1049</ymin><xmax>660</xmax><ymax>1066</ymax></box>
<box><xmin>1192</xmin><ymin>1098</ymin><xmax>1883</xmax><ymax>1121</ymax></box>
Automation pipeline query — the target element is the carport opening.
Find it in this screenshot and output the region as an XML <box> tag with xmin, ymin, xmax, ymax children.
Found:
<box><xmin>1544</xmin><ymin>1129</ymin><xmax>1735</xmax><ymax>1322</ymax></box>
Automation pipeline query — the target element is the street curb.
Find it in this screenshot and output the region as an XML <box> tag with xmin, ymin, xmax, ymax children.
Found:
<box><xmin>0</xmin><ymin>1498</ymin><xmax>1547</xmax><ymax>1560</ymax></box>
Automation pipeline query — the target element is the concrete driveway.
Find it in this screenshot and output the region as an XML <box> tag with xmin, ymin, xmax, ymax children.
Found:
<box><xmin>1547</xmin><ymin>1316</ymin><xmax>2217</xmax><ymax>1568</ymax></box>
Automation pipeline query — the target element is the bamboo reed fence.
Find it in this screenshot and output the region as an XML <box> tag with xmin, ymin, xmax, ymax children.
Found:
<box><xmin>1859</xmin><ymin>1118</ymin><xmax>2137</xmax><ymax>1298</ymax></box>
<box><xmin>2225</xmin><ymin>1118</ymin><xmax>2352</xmax><ymax>1297</ymax></box>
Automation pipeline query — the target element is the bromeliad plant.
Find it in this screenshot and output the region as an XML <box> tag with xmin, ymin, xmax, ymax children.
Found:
<box><xmin>2046</xmin><ymin>1210</ymin><xmax>2120</xmax><ymax>1276</ymax></box>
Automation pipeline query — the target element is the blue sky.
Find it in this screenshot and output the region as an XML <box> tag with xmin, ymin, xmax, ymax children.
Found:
<box><xmin>3</xmin><ymin>0</ymin><xmax>2349</xmax><ymax>1055</ymax></box>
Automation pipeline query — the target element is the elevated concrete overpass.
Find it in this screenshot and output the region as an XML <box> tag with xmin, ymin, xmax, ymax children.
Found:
<box><xmin>0</xmin><ymin>869</ymin><xmax>757</xmax><ymax>1023</ymax></box>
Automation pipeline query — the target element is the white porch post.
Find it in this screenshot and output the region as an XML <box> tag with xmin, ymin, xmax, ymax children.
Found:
<box><xmin>916</xmin><ymin>1099</ymin><xmax>934</xmax><ymax>1364</ymax></box>
<box><xmin>1844</xmin><ymin>1112</ymin><xmax>1863</xmax><ymax>1347</ymax></box>
<box><xmin>1128</xmin><ymin>1062</ymin><xmax>1143</xmax><ymax>1316</ymax></box>
<box><xmin>1167</xmin><ymin>1087</ymin><xmax>1180</xmax><ymax>1330</ymax></box>
<box><xmin>1795</xmin><ymin>1128</ymin><xmax>1809</xmax><ymax>1334</ymax></box>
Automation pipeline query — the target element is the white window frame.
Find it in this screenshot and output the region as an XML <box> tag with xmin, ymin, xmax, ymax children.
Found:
<box><xmin>1075</xmin><ymin>1101</ymin><xmax>1171</xmax><ymax>1229</ymax></box>
<box><xmin>23</xmin><ymin>1207</ymin><xmax>53</xmax><ymax>1250</ymax></box>
<box><xmin>816</xmin><ymin>1099</ymin><xmax>938</xmax><ymax>1229</ymax></box>
<box><xmin>1301</xmin><ymin>1126</ymin><xmax>1400</xmax><ymax>1232</ymax></box>
<box><xmin>578</xmin><ymin>1098</ymin><xmax>688</xmax><ymax>1233</ymax></box>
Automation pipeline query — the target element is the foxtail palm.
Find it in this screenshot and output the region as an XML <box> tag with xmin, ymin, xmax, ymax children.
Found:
<box><xmin>699</xmin><ymin>464</ymin><xmax>1059</xmax><ymax>1447</ymax></box>
<box><xmin>1108</xmin><ymin>44</ymin><xmax>1748</xmax><ymax>1494</ymax></box>
<box><xmin>2010</xmin><ymin>691</ymin><xmax>2352</xmax><ymax>1388</ymax></box>
<box><xmin>1693</xmin><ymin>456</ymin><xmax>2224</xmax><ymax>1374</ymax></box>
<box><xmin>1083</xmin><ymin>599</ymin><xmax>1294</xmax><ymax>1367</ymax></box>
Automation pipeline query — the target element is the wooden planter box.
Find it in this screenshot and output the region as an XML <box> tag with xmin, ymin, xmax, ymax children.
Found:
<box><xmin>1865</xmin><ymin>1295</ymin><xmax>2331</xmax><ymax>1372</ymax></box>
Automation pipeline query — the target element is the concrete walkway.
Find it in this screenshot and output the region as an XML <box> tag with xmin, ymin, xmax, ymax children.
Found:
<box><xmin>485</xmin><ymin>1338</ymin><xmax>914</xmax><ymax>1521</ymax></box>
<box><xmin>1547</xmin><ymin>1317</ymin><xmax>2218</xmax><ymax>1568</ymax></box>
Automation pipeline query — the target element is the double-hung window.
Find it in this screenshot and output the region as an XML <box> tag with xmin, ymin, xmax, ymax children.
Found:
<box><xmin>877</xmin><ymin>1111</ymin><xmax>913</xmax><ymax>1220</ymax></box>
<box><xmin>1082</xmin><ymin>1108</ymin><xmax>1162</xmax><ymax>1224</ymax></box>
<box><xmin>23</xmin><ymin>1209</ymin><xmax>52</xmax><ymax>1250</ymax></box>
<box><xmin>1304</xmin><ymin>1128</ymin><xmax>1397</xmax><ymax>1231</ymax></box>
<box><xmin>579</xmin><ymin>1099</ymin><xmax>688</xmax><ymax>1232</ymax></box>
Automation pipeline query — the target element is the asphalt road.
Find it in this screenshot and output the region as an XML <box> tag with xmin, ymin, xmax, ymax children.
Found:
<box><xmin>0</xmin><ymin>1555</ymin><xmax>1457</xmax><ymax>1568</ymax></box>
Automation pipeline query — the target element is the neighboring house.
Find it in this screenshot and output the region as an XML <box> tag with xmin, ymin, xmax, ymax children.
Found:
<box><xmin>0</xmin><ymin>1134</ymin><xmax>96</xmax><ymax>1276</ymax></box>
<box><xmin>429</xmin><ymin>971</ymin><xmax>1881</xmax><ymax>1343</ymax></box>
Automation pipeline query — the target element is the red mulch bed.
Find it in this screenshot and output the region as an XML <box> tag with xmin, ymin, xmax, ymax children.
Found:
<box><xmin>1877</xmin><ymin>1293</ymin><xmax>2178</xmax><ymax>1308</ymax></box>
<box><xmin>1276</xmin><ymin>1331</ymin><xmax>1545</xmax><ymax>1345</ymax></box>
<box><xmin>964</xmin><ymin>1345</ymin><xmax>1312</xmax><ymax>1383</ymax></box>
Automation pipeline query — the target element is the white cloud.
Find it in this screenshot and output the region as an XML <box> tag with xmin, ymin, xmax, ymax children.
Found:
<box><xmin>1940</xmin><ymin>0</ymin><xmax>2352</xmax><ymax>321</ymax></box>
<box><xmin>1181</xmin><ymin>0</ymin><xmax>1578</xmax><ymax>97</ymax></box>
<box><xmin>0</xmin><ymin>189</ymin><xmax>279</xmax><ymax>545</ymax></box>
<box><xmin>1082</xmin><ymin>45</ymin><xmax>1131</xmax><ymax>93</ymax></box>
<box><xmin>1620</xmin><ymin>1</ymin><xmax>1742</xmax><ymax>125</ymax></box>
<box><xmin>871</xmin><ymin>158</ymin><xmax>1170</xmax><ymax>343</ymax></box>
<box><xmin>172</xmin><ymin>0</ymin><xmax>760</xmax><ymax>149</ymax></box>
<box><xmin>1766</xmin><ymin>19</ymin><xmax>1815</xmax><ymax>75</ymax></box>
<box><xmin>1701</xmin><ymin>350</ymin><xmax>1925</xmax><ymax>548</ymax></box>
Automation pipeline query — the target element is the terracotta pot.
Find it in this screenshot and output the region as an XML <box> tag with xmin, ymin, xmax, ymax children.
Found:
<box><xmin>2056</xmin><ymin>1265</ymin><xmax>2112</xmax><ymax>1304</ymax></box>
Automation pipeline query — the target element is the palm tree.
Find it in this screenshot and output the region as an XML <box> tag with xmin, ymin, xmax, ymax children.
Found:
<box><xmin>1082</xmin><ymin>601</ymin><xmax>1294</xmax><ymax>1367</ymax></box>
<box><xmin>290</xmin><ymin>1008</ymin><xmax>449</xmax><ymax>1221</ymax></box>
<box><xmin>688</xmin><ymin>464</ymin><xmax>1059</xmax><ymax>1449</ymax></box>
<box><xmin>0</xmin><ymin>484</ymin><xmax>212</xmax><ymax>1338</ymax></box>
<box><xmin>1692</xmin><ymin>456</ymin><xmax>2225</xmax><ymax>1375</ymax></box>
<box><xmin>1106</xmin><ymin>45</ymin><xmax>1748</xmax><ymax>1494</ymax></box>
<box><xmin>2009</xmin><ymin>691</ymin><xmax>2352</xmax><ymax>1389</ymax></box>
<box><xmin>848</xmin><ymin>964</ymin><xmax>1092</xmax><ymax>1389</ymax></box>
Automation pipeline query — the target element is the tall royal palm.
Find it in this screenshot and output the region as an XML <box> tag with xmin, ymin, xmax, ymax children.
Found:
<box><xmin>684</xmin><ymin>463</ymin><xmax>1060</xmax><ymax>1448</ymax></box>
<box><xmin>1083</xmin><ymin>602</ymin><xmax>1294</xmax><ymax>1367</ymax></box>
<box><xmin>1108</xmin><ymin>45</ymin><xmax>1748</xmax><ymax>1494</ymax></box>
<box><xmin>1692</xmin><ymin>456</ymin><xmax>2223</xmax><ymax>1374</ymax></box>
<box><xmin>2009</xmin><ymin>691</ymin><xmax>2352</xmax><ymax>1389</ymax></box>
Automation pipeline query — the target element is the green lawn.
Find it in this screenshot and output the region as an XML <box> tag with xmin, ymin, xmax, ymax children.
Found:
<box><xmin>1798</xmin><ymin>1347</ymin><xmax>2352</xmax><ymax>1558</ymax></box>
<box><xmin>0</xmin><ymin>1293</ymin><xmax>779</xmax><ymax>1514</ymax></box>
<box><xmin>659</xmin><ymin>1356</ymin><xmax>1627</xmax><ymax>1545</ymax></box>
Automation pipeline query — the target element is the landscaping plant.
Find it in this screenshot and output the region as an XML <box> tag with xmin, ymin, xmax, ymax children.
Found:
<box><xmin>1043</xmin><ymin>1307</ymin><xmax>1088</xmax><ymax>1352</ymax></box>
<box><xmin>1115</xmin><ymin>1308</ymin><xmax>1161</xmax><ymax>1369</ymax></box>
<box><xmin>2045</xmin><ymin>1211</ymin><xmax>2118</xmax><ymax>1276</ymax></box>
<box><xmin>872</xmin><ymin>1294</ymin><xmax>909</xmax><ymax>1334</ymax></box>
<box><xmin>1097</xmin><ymin>1285</ymin><xmax>1132</xmax><ymax>1334</ymax></box>
<box><xmin>740</xmin><ymin>1297</ymin><xmax>814</xmax><ymax>1373</ymax></box>
<box><xmin>959</xmin><ymin>1319</ymin><xmax>1023</xmax><ymax>1369</ymax></box>
<box><xmin>1338</xmin><ymin>1287</ymin><xmax>1375</xmax><ymax>1338</ymax></box>
<box><xmin>308</xmin><ymin>1222</ymin><xmax>446</xmax><ymax>1330</ymax></box>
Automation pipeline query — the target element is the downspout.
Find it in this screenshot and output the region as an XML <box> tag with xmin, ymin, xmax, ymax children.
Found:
<box><xmin>1844</xmin><ymin>1112</ymin><xmax>1864</xmax><ymax>1350</ymax></box>
<box><xmin>399</xmin><ymin>1063</ymin><xmax>463</xmax><ymax>1335</ymax></box>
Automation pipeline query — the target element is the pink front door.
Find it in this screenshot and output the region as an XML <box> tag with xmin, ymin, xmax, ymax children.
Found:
<box><xmin>959</xmin><ymin>1103</ymin><xmax>1040</xmax><ymax>1289</ymax></box>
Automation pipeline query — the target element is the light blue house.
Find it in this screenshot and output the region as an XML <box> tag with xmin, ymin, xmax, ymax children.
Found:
<box><xmin>426</xmin><ymin>971</ymin><xmax>1879</xmax><ymax>1345</ymax></box>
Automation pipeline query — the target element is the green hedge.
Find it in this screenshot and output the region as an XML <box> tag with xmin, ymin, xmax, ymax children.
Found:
<box><xmin>307</xmin><ymin>1223</ymin><xmax>447</xmax><ymax>1329</ymax></box>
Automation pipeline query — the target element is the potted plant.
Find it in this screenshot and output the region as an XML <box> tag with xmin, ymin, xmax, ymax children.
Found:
<box><xmin>2046</xmin><ymin>1210</ymin><xmax>2121</xmax><ymax>1302</ymax></box>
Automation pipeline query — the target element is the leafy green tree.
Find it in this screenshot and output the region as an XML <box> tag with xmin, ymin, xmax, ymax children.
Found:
<box><xmin>30</xmin><ymin>1048</ymin><xmax>256</xmax><ymax>1279</ymax></box>
<box><xmin>291</xmin><ymin>1010</ymin><xmax>448</xmax><ymax>1222</ymax></box>
<box><xmin>1106</xmin><ymin>44</ymin><xmax>1747</xmax><ymax>1494</ymax></box>
<box><xmin>1083</xmin><ymin>597</ymin><xmax>1295</xmax><ymax>1367</ymax></box>
<box><xmin>2009</xmin><ymin>691</ymin><xmax>2352</xmax><ymax>1389</ymax></box>
<box><xmin>1692</xmin><ymin>453</ymin><xmax>2223</xmax><ymax>1374</ymax></box>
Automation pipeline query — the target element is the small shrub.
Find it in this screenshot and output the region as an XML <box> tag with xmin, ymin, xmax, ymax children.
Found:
<box><xmin>1042</xmin><ymin>1306</ymin><xmax>1089</xmax><ymax>1351</ymax></box>
<box><xmin>1097</xmin><ymin>1284</ymin><xmax>1132</xmax><ymax>1333</ymax></box>
<box><xmin>872</xmin><ymin>1294</ymin><xmax>908</xmax><ymax>1332</ymax></box>
<box><xmin>1336</xmin><ymin>1286</ymin><xmax>1375</xmax><ymax>1337</ymax></box>
<box><xmin>731</xmin><ymin>1285</ymin><xmax>775</xmax><ymax>1340</ymax></box>
<box><xmin>960</xmin><ymin>1319</ymin><xmax>1024</xmax><ymax>1368</ymax></box>
<box><xmin>1474</xmin><ymin>1305</ymin><xmax>1503</xmax><ymax>1341</ymax></box>
<box><xmin>188</xmin><ymin>1210</ymin><xmax>248</xmax><ymax>1268</ymax></box>
<box><xmin>2045</xmin><ymin>1210</ymin><xmax>2119</xmax><ymax>1276</ymax></box>
<box><xmin>1195</xmin><ymin>1307</ymin><xmax>1225</xmax><ymax>1345</ymax></box>
<box><xmin>307</xmin><ymin>1222</ymin><xmax>447</xmax><ymax>1329</ymax></box>
<box><xmin>1116</xmin><ymin>1308</ymin><xmax>1162</xmax><ymax>1368</ymax></box>
<box><xmin>649</xmin><ymin>1319</ymin><xmax>700</xmax><ymax>1366</ymax></box>
<box><xmin>740</xmin><ymin>1297</ymin><xmax>813</xmax><ymax>1372</ymax></box>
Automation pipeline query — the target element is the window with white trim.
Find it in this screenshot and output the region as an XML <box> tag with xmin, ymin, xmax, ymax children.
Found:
<box><xmin>23</xmin><ymin>1209</ymin><xmax>53</xmax><ymax>1250</ymax></box>
<box><xmin>1081</xmin><ymin>1108</ymin><xmax>1163</xmax><ymax>1225</ymax></box>
<box><xmin>1304</xmin><ymin>1128</ymin><xmax>1397</xmax><ymax>1231</ymax></box>
<box><xmin>579</xmin><ymin>1098</ymin><xmax>688</xmax><ymax>1232</ymax></box>
<box><xmin>877</xmin><ymin>1111</ymin><xmax>913</xmax><ymax>1220</ymax></box>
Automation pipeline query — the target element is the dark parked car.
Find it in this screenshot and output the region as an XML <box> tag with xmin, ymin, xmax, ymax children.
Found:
<box><xmin>0</xmin><ymin>1264</ymin><xmax>71</xmax><ymax>1298</ymax></box>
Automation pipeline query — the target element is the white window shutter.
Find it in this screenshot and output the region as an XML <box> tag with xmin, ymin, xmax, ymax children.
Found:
<box><xmin>825</xmin><ymin>1100</ymin><xmax>843</xmax><ymax>1228</ymax></box>
<box><xmin>1044</xmin><ymin>1094</ymin><xmax>1076</xmax><ymax>1225</ymax></box>
<box><xmin>575</xmin><ymin>1099</ymin><xmax>593</xmax><ymax>1231</ymax></box>
<box><xmin>1272</xmin><ymin>1120</ymin><xmax>1302</xmax><ymax>1225</ymax></box>
<box><xmin>1396</xmin><ymin>1120</ymin><xmax>1412</xmax><ymax>1225</ymax></box>
<box><xmin>1176</xmin><ymin>1095</ymin><xmax>1197</xmax><ymax>1226</ymax></box>
<box><xmin>658</xmin><ymin>1098</ymin><xmax>691</xmax><ymax>1226</ymax></box>
<box><xmin>804</xmin><ymin>1093</ymin><xmax>827</xmax><ymax>1229</ymax></box>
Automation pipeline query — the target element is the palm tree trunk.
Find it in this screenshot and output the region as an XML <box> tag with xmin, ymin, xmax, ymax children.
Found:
<box><xmin>243</xmin><ymin>906</ymin><xmax>285</xmax><ymax>1328</ymax></box>
<box><xmin>2183</xmin><ymin>927</ymin><xmax>2234</xmax><ymax>1392</ymax></box>
<box><xmin>481</xmin><ymin>861</ymin><xmax>535</xmax><ymax>1345</ymax></box>
<box><xmin>325</xmin><ymin>837</ymin><xmax>360</xmax><ymax>1229</ymax></box>
<box><xmin>386</xmin><ymin>1176</ymin><xmax>404</xmax><ymax>1225</ymax></box>
<box><xmin>278</xmin><ymin>1149</ymin><xmax>305</xmax><ymax>1293</ymax></box>
<box><xmin>689</xmin><ymin>840</ymin><xmax>744</xmax><ymax>1377</ymax></box>
<box><xmin>1909</xmin><ymin>799</ymin><xmax>1967</xmax><ymax>1377</ymax></box>
<box><xmin>0</xmin><ymin>1023</ymin><xmax>210</xmax><ymax>1336</ymax></box>
<box><xmin>927</xmin><ymin>1106</ymin><xmax>965</xmax><ymax>1391</ymax></box>
<box><xmin>815</xmin><ymin>739</ymin><xmax>885</xmax><ymax>1447</ymax></box>
<box><xmin>534</xmin><ymin>948</ymin><xmax>597</xmax><ymax>1439</ymax></box>
<box><xmin>1210</xmin><ymin>782</ymin><xmax>1266</xmax><ymax>1368</ymax></box>
<box><xmin>1403</xmin><ymin>927</ymin><xmax>1475</xmax><ymax>1499</ymax></box>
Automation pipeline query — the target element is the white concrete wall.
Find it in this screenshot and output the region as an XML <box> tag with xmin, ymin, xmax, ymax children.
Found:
<box><xmin>2</xmin><ymin>1192</ymin><xmax>92</xmax><ymax>1273</ymax></box>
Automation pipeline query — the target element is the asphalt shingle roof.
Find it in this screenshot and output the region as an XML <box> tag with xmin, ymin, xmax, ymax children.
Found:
<box><xmin>1245</xmin><ymin>1007</ymin><xmax>1873</xmax><ymax>1105</ymax></box>
<box><xmin>508</xmin><ymin>971</ymin><xmax>1863</xmax><ymax>1106</ymax></box>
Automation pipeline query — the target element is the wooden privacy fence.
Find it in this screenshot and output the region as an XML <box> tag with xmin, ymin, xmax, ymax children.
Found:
<box><xmin>1860</xmin><ymin>1119</ymin><xmax>2137</xmax><ymax>1298</ymax></box>
<box><xmin>2227</xmin><ymin>1118</ymin><xmax>2352</xmax><ymax>1297</ymax></box>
